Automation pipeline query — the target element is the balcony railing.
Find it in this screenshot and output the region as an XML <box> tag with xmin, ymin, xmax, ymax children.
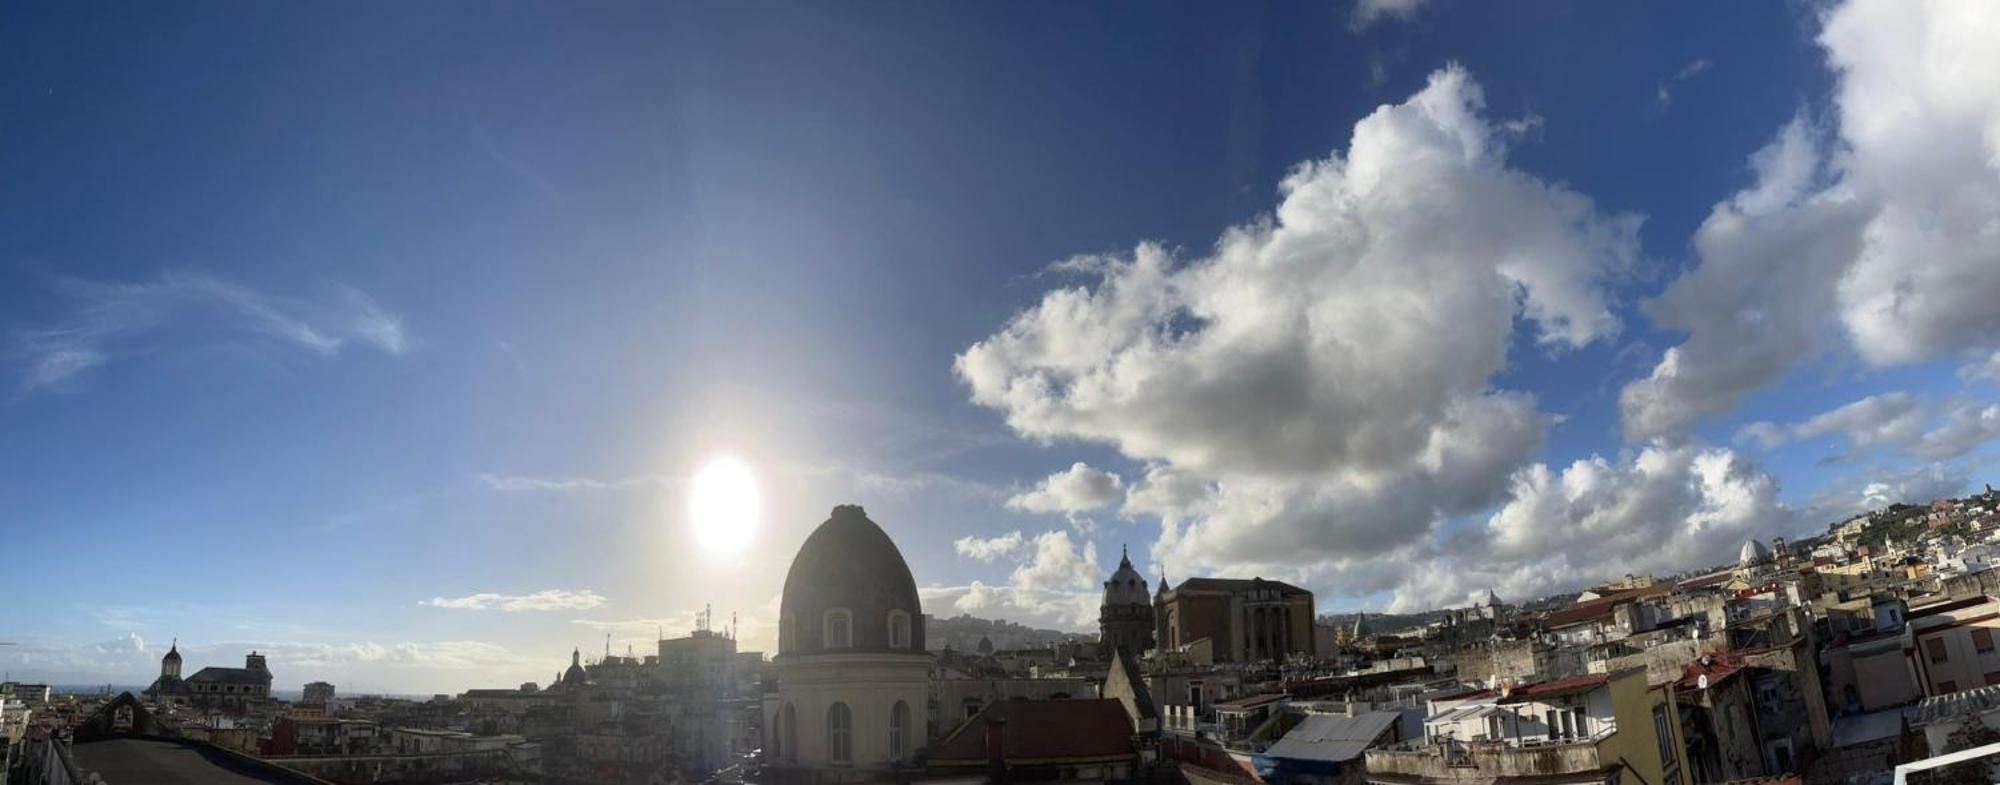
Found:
<box><xmin>1364</xmin><ymin>734</ymin><xmax>1609</xmax><ymax>780</ymax></box>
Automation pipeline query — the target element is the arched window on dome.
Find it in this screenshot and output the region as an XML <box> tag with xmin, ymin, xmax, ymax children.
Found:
<box><xmin>824</xmin><ymin>609</ymin><xmax>853</xmax><ymax>649</ymax></box>
<box><xmin>888</xmin><ymin>610</ymin><xmax>911</xmax><ymax>649</ymax></box>
<box><xmin>889</xmin><ymin>700</ymin><xmax>910</xmax><ymax>761</ymax></box>
<box><xmin>827</xmin><ymin>702</ymin><xmax>852</xmax><ymax>764</ymax></box>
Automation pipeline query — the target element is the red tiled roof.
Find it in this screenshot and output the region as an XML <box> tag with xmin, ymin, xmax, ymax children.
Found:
<box><xmin>1678</xmin><ymin>572</ymin><xmax>1734</xmax><ymax>589</ymax></box>
<box><xmin>929</xmin><ymin>699</ymin><xmax>1135</xmax><ymax>765</ymax></box>
<box><xmin>1498</xmin><ymin>673</ymin><xmax>1612</xmax><ymax>704</ymax></box>
<box><xmin>1542</xmin><ymin>585</ymin><xmax>1671</xmax><ymax>628</ymax></box>
<box><xmin>1678</xmin><ymin>653</ymin><xmax>1748</xmax><ymax>690</ymax></box>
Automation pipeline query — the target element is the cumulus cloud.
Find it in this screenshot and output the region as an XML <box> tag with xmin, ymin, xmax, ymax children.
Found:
<box><xmin>935</xmin><ymin>530</ymin><xmax>1103</xmax><ymax>627</ymax></box>
<box><xmin>1803</xmin><ymin>462</ymin><xmax>1972</xmax><ymax>522</ymax></box>
<box><xmin>421</xmin><ymin>589</ymin><xmax>608</xmax><ymax>612</ymax></box>
<box><xmin>955</xmin><ymin>531</ymin><xmax>1027</xmax><ymax>562</ymax></box>
<box><xmin>1007</xmin><ymin>463</ymin><xmax>1125</xmax><ymax>515</ymax></box>
<box><xmin>9</xmin><ymin>270</ymin><xmax>410</xmax><ymax>394</ymax></box>
<box><xmin>1623</xmin><ymin>0</ymin><xmax>2000</xmax><ymax>438</ymax></box>
<box><xmin>1912</xmin><ymin>402</ymin><xmax>2000</xmax><ymax>461</ymax></box>
<box><xmin>1962</xmin><ymin>351</ymin><xmax>2000</xmax><ymax>384</ymax></box>
<box><xmin>1394</xmin><ymin>443</ymin><xmax>1794</xmax><ymax>611</ymax></box>
<box><xmin>960</xmin><ymin>66</ymin><xmax>1642</xmax><ymax>608</ymax></box>
<box><xmin>1737</xmin><ymin>392</ymin><xmax>2000</xmax><ymax>462</ymax></box>
<box><xmin>1792</xmin><ymin>392</ymin><xmax>1928</xmax><ymax>451</ymax></box>
<box><xmin>1351</xmin><ymin>0</ymin><xmax>1428</xmax><ymax>30</ymax></box>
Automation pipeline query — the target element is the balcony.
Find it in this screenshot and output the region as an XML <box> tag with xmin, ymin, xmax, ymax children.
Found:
<box><xmin>1363</xmin><ymin>735</ymin><xmax>1610</xmax><ymax>782</ymax></box>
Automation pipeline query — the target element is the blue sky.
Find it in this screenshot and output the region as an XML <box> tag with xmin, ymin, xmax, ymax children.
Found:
<box><xmin>4</xmin><ymin>0</ymin><xmax>1998</xmax><ymax>693</ymax></box>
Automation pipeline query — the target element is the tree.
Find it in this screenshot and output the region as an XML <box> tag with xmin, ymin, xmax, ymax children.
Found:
<box><xmin>1935</xmin><ymin>714</ymin><xmax>2000</xmax><ymax>785</ymax></box>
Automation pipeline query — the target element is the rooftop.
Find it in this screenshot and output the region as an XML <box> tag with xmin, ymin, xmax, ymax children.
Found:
<box><xmin>929</xmin><ymin>698</ymin><xmax>1135</xmax><ymax>766</ymax></box>
<box><xmin>72</xmin><ymin>738</ymin><xmax>318</xmax><ymax>784</ymax></box>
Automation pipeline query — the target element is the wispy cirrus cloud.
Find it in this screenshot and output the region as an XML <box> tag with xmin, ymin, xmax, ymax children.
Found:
<box><xmin>9</xmin><ymin>270</ymin><xmax>409</xmax><ymax>394</ymax></box>
<box><xmin>1656</xmin><ymin>58</ymin><xmax>1712</xmax><ymax>108</ymax></box>
<box><xmin>475</xmin><ymin>473</ymin><xmax>666</xmax><ymax>493</ymax></box>
<box><xmin>420</xmin><ymin>588</ymin><xmax>607</xmax><ymax>612</ymax></box>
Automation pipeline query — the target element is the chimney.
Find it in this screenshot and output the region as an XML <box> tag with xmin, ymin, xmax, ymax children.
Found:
<box><xmin>985</xmin><ymin>717</ymin><xmax>1008</xmax><ymax>781</ymax></box>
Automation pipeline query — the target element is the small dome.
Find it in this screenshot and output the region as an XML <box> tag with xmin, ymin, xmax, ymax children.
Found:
<box><xmin>1739</xmin><ymin>538</ymin><xmax>1774</xmax><ymax>567</ymax></box>
<box><xmin>778</xmin><ymin>505</ymin><xmax>924</xmax><ymax>656</ymax></box>
<box><xmin>563</xmin><ymin>648</ymin><xmax>587</xmax><ymax>685</ymax></box>
<box><xmin>163</xmin><ymin>641</ymin><xmax>181</xmax><ymax>663</ymax></box>
<box><xmin>1102</xmin><ymin>546</ymin><xmax>1151</xmax><ymax>607</ymax></box>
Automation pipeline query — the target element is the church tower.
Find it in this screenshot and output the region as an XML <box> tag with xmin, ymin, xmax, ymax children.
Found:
<box><xmin>1099</xmin><ymin>546</ymin><xmax>1155</xmax><ymax>657</ymax></box>
<box><xmin>161</xmin><ymin>639</ymin><xmax>182</xmax><ymax>679</ymax></box>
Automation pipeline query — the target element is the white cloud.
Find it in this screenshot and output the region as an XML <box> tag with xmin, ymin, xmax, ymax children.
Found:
<box><xmin>959</xmin><ymin>66</ymin><xmax>1640</xmax><ymax>608</ymax></box>
<box><xmin>421</xmin><ymin>589</ymin><xmax>608</xmax><ymax>612</ymax></box>
<box><xmin>1624</xmin><ymin>0</ymin><xmax>2000</xmax><ymax>438</ymax></box>
<box><xmin>1734</xmin><ymin>421</ymin><xmax>1789</xmax><ymax>450</ymax></box>
<box><xmin>1007</xmin><ymin>462</ymin><xmax>1125</xmax><ymax>515</ymax></box>
<box><xmin>1656</xmin><ymin>58</ymin><xmax>1712</xmax><ymax>108</ymax></box>
<box><xmin>1738</xmin><ymin>392</ymin><xmax>2000</xmax><ymax>462</ymax></box>
<box><xmin>1395</xmin><ymin>443</ymin><xmax>1794</xmax><ymax>611</ymax></box>
<box><xmin>935</xmin><ymin>530</ymin><xmax>1104</xmax><ymax>628</ymax></box>
<box><xmin>1792</xmin><ymin>392</ymin><xmax>1928</xmax><ymax>450</ymax></box>
<box><xmin>10</xmin><ymin>271</ymin><xmax>410</xmax><ymax>393</ymax></box>
<box><xmin>1351</xmin><ymin>0</ymin><xmax>1428</xmax><ymax>30</ymax></box>
<box><xmin>476</xmin><ymin>473</ymin><xmax>660</xmax><ymax>493</ymax></box>
<box><xmin>955</xmin><ymin>531</ymin><xmax>1026</xmax><ymax>562</ymax></box>
<box><xmin>1961</xmin><ymin>350</ymin><xmax>2000</xmax><ymax>384</ymax></box>
<box><xmin>1804</xmin><ymin>462</ymin><xmax>1971</xmax><ymax>522</ymax></box>
<box><xmin>1912</xmin><ymin>401</ymin><xmax>2000</xmax><ymax>461</ymax></box>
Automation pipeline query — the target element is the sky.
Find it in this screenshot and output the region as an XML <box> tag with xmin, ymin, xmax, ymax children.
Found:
<box><xmin>3</xmin><ymin>0</ymin><xmax>1999</xmax><ymax>694</ymax></box>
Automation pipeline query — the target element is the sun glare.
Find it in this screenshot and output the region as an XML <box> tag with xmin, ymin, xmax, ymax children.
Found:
<box><xmin>689</xmin><ymin>457</ymin><xmax>760</xmax><ymax>555</ymax></box>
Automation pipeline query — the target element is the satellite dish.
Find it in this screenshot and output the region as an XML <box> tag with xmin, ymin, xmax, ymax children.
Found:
<box><xmin>1697</xmin><ymin>674</ymin><xmax>1709</xmax><ymax>690</ymax></box>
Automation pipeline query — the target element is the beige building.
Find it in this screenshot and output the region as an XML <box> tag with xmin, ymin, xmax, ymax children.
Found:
<box><xmin>765</xmin><ymin>506</ymin><xmax>930</xmax><ymax>784</ymax></box>
<box><xmin>1154</xmin><ymin>577</ymin><xmax>1315</xmax><ymax>662</ymax></box>
<box><xmin>1908</xmin><ymin>595</ymin><xmax>2000</xmax><ymax>696</ymax></box>
<box><xmin>1367</xmin><ymin>668</ymin><xmax>1689</xmax><ymax>785</ymax></box>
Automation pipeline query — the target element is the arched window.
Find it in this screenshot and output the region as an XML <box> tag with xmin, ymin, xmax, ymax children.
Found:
<box><xmin>827</xmin><ymin>702</ymin><xmax>852</xmax><ymax>764</ymax></box>
<box><xmin>889</xmin><ymin>700</ymin><xmax>910</xmax><ymax>761</ymax></box>
<box><xmin>774</xmin><ymin>702</ymin><xmax>795</xmax><ymax>762</ymax></box>
<box><xmin>824</xmin><ymin>609</ymin><xmax>853</xmax><ymax>649</ymax></box>
<box><xmin>888</xmin><ymin>610</ymin><xmax>911</xmax><ymax>649</ymax></box>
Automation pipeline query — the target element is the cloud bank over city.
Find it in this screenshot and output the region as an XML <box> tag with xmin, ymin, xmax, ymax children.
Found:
<box><xmin>956</xmin><ymin>0</ymin><xmax>2000</xmax><ymax>616</ymax></box>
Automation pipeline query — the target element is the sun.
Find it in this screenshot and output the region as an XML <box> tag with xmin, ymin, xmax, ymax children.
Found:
<box><xmin>689</xmin><ymin>457</ymin><xmax>760</xmax><ymax>555</ymax></box>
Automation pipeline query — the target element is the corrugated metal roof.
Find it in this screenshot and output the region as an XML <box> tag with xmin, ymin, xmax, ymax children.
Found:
<box><xmin>1263</xmin><ymin>711</ymin><xmax>1402</xmax><ymax>763</ymax></box>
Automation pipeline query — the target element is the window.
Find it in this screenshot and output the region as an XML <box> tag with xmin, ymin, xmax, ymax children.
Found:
<box><xmin>1545</xmin><ymin>709</ymin><xmax>1560</xmax><ymax>739</ymax></box>
<box><xmin>889</xmin><ymin>700</ymin><xmax>910</xmax><ymax>761</ymax></box>
<box><xmin>824</xmin><ymin>609</ymin><xmax>853</xmax><ymax>649</ymax></box>
<box><xmin>1927</xmin><ymin>637</ymin><xmax>1949</xmax><ymax>663</ymax></box>
<box><xmin>1940</xmin><ymin>680</ymin><xmax>1959</xmax><ymax>694</ymax></box>
<box><xmin>827</xmin><ymin>702</ymin><xmax>852</xmax><ymax>764</ymax></box>
<box><xmin>777</xmin><ymin>703</ymin><xmax>797</xmax><ymax>762</ymax></box>
<box><xmin>1985</xmin><ymin>672</ymin><xmax>2000</xmax><ymax>686</ymax></box>
<box><xmin>1975</xmin><ymin>627</ymin><xmax>1995</xmax><ymax>654</ymax></box>
<box><xmin>888</xmin><ymin>611</ymin><xmax>911</xmax><ymax>649</ymax></box>
<box><xmin>1653</xmin><ymin>704</ymin><xmax>1677</xmax><ymax>775</ymax></box>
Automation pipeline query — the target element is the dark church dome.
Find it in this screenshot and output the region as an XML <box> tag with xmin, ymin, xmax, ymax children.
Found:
<box><xmin>779</xmin><ymin>505</ymin><xmax>924</xmax><ymax>657</ymax></box>
<box><xmin>1102</xmin><ymin>547</ymin><xmax>1150</xmax><ymax>607</ymax></box>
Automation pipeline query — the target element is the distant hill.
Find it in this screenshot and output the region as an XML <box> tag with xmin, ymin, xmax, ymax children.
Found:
<box><xmin>924</xmin><ymin>614</ymin><xmax>1094</xmax><ymax>652</ymax></box>
<box><xmin>1317</xmin><ymin>611</ymin><xmax>1436</xmax><ymax>635</ymax></box>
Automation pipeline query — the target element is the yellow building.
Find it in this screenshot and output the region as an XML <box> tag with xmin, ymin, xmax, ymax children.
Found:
<box><xmin>1365</xmin><ymin>668</ymin><xmax>1689</xmax><ymax>785</ymax></box>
